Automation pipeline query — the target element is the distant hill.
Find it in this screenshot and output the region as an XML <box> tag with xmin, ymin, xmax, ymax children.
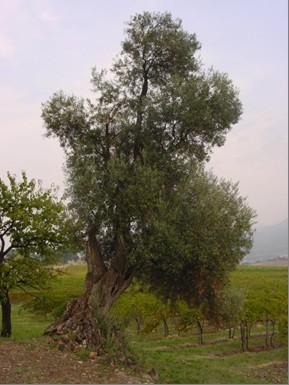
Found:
<box><xmin>244</xmin><ymin>218</ymin><xmax>288</xmax><ymax>263</ymax></box>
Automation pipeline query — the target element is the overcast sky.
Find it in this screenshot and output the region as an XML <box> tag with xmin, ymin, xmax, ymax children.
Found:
<box><xmin>0</xmin><ymin>0</ymin><xmax>287</xmax><ymax>226</ymax></box>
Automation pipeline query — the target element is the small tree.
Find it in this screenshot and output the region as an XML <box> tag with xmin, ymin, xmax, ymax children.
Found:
<box><xmin>142</xmin><ymin>299</ymin><xmax>177</xmax><ymax>337</ymax></box>
<box><xmin>217</xmin><ymin>288</ymin><xmax>245</xmax><ymax>339</ymax></box>
<box><xmin>0</xmin><ymin>172</ymin><xmax>71</xmax><ymax>337</ymax></box>
<box><xmin>111</xmin><ymin>286</ymin><xmax>159</xmax><ymax>333</ymax></box>
<box><xmin>176</xmin><ymin>301</ymin><xmax>206</xmax><ymax>344</ymax></box>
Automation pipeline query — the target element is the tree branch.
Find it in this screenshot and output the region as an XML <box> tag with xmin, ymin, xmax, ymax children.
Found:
<box><xmin>0</xmin><ymin>235</ymin><xmax>5</xmax><ymax>256</ymax></box>
<box><xmin>111</xmin><ymin>234</ymin><xmax>127</xmax><ymax>273</ymax></box>
<box><xmin>86</xmin><ymin>226</ymin><xmax>106</xmax><ymax>282</ymax></box>
<box><xmin>2</xmin><ymin>245</ymin><xmax>14</xmax><ymax>258</ymax></box>
<box><xmin>134</xmin><ymin>69</ymin><xmax>149</xmax><ymax>162</ymax></box>
<box><xmin>0</xmin><ymin>220</ymin><xmax>15</xmax><ymax>238</ymax></box>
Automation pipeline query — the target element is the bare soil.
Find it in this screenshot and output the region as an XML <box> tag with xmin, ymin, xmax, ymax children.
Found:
<box><xmin>249</xmin><ymin>361</ymin><xmax>288</xmax><ymax>384</ymax></box>
<box><xmin>0</xmin><ymin>339</ymin><xmax>151</xmax><ymax>384</ymax></box>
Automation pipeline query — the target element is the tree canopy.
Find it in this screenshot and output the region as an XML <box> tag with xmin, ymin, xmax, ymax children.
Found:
<box><xmin>137</xmin><ymin>167</ymin><xmax>254</xmax><ymax>312</ymax></box>
<box><xmin>0</xmin><ymin>172</ymin><xmax>69</xmax><ymax>262</ymax></box>
<box><xmin>0</xmin><ymin>172</ymin><xmax>72</xmax><ymax>336</ymax></box>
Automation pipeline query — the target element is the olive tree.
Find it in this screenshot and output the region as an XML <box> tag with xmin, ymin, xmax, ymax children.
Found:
<box><xmin>42</xmin><ymin>12</ymin><xmax>252</xmax><ymax>349</ymax></box>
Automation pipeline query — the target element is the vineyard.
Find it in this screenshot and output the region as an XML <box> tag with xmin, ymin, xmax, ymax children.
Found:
<box><xmin>5</xmin><ymin>263</ymin><xmax>288</xmax><ymax>384</ymax></box>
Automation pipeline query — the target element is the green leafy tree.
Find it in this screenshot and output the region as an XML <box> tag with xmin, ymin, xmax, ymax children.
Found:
<box><xmin>138</xmin><ymin>168</ymin><xmax>254</xmax><ymax>316</ymax></box>
<box><xmin>141</xmin><ymin>299</ymin><xmax>177</xmax><ymax>337</ymax></box>
<box><xmin>242</xmin><ymin>285</ymin><xmax>288</xmax><ymax>350</ymax></box>
<box><xmin>175</xmin><ymin>301</ymin><xmax>206</xmax><ymax>344</ymax></box>
<box><xmin>42</xmin><ymin>12</ymin><xmax>252</xmax><ymax>349</ymax></box>
<box><xmin>216</xmin><ymin>288</ymin><xmax>245</xmax><ymax>339</ymax></box>
<box><xmin>111</xmin><ymin>286</ymin><xmax>159</xmax><ymax>333</ymax></box>
<box><xmin>0</xmin><ymin>172</ymin><xmax>71</xmax><ymax>336</ymax></box>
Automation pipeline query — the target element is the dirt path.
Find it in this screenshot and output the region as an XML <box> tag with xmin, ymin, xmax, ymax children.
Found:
<box><xmin>0</xmin><ymin>339</ymin><xmax>151</xmax><ymax>384</ymax></box>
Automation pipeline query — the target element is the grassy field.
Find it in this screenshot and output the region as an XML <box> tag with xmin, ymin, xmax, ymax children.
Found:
<box><xmin>231</xmin><ymin>265</ymin><xmax>288</xmax><ymax>294</ymax></box>
<box><xmin>129</xmin><ymin>333</ymin><xmax>287</xmax><ymax>384</ymax></box>
<box><xmin>2</xmin><ymin>264</ymin><xmax>288</xmax><ymax>384</ymax></box>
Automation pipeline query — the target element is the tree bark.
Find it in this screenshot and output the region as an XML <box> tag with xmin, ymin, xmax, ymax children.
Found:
<box><xmin>1</xmin><ymin>291</ymin><xmax>11</xmax><ymax>337</ymax></box>
<box><xmin>135</xmin><ymin>316</ymin><xmax>142</xmax><ymax>334</ymax></box>
<box><xmin>240</xmin><ymin>320</ymin><xmax>249</xmax><ymax>352</ymax></box>
<box><xmin>45</xmin><ymin>229</ymin><xmax>133</xmax><ymax>350</ymax></box>
<box><xmin>269</xmin><ymin>319</ymin><xmax>275</xmax><ymax>348</ymax></box>
<box><xmin>245</xmin><ymin>321</ymin><xmax>249</xmax><ymax>351</ymax></box>
<box><xmin>228</xmin><ymin>326</ymin><xmax>234</xmax><ymax>339</ymax></box>
<box><xmin>163</xmin><ymin>317</ymin><xmax>169</xmax><ymax>337</ymax></box>
<box><xmin>240</xmin><ymin>321</ymin><xmax>246</xmax><ymax>352</ymax></box>
<box><xmin>228</xmin><ymin>326</ymin><xmax>235</xmax><ymax>339</ymax></box>
<box><xmin>228</xmin><ymin>327</ymin><xmax>235</xmax><ymax>338</ymax></box>
<box><xmin>196</xmin><ymin>320</ymin><xmax>203</xmax><ymax>345</ymax></box>
<box><xmin>265</xmin><ymin>320</ymin><xmax>269</xmax><ymax>348</ymax></box>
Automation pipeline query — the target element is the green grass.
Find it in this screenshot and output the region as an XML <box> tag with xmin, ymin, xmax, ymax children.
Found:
<box><xmin>10</xmin><ymin>263</ymin><xmax>86</xmax><ymax>303</ymax></box>
<box><xmin>0</xmin><ymin>304</ymin><xmax>51</xmax><ymax>341</ymax></box>
<box><xmin>131</xmin><ymin>337</ymin><xmax>287</xmax><ymax>384</ymax></box>
<box><xmin>50</xmin><ymin>264</ymin><xmax>86</xmax><ymax>296</ymax></box>
<box><xmin>4</xmin><ymin>263</ymin><xmax>288</xmax><ymax>384</ymax></box>
<box><xmin>129</xmin><ymin>329</ymin><xmax>287</xmax><ymax>383</ymax></box>
<box><xmin>231</xmin><ymin>265</ymin><xmax>288</xmax><ymax>293</ymax></box>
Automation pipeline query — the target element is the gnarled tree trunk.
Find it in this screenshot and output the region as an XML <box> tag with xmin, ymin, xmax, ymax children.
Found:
<box><xmin>45</xmin><ymin>228</ymin><xmax>133</xmax><ymax>350</ymax></box>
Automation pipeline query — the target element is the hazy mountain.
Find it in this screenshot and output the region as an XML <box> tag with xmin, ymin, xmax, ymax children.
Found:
<box><xmin>244</xmin><ymin>218</ymin><xmax>288</xmax><ymax>263</ymax></box>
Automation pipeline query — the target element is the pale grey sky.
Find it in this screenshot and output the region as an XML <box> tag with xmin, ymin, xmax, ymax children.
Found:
<box><xmin>0</xmin><ymin>0</ymin><xmax>287</xmax><ymax>226</ymax></box>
